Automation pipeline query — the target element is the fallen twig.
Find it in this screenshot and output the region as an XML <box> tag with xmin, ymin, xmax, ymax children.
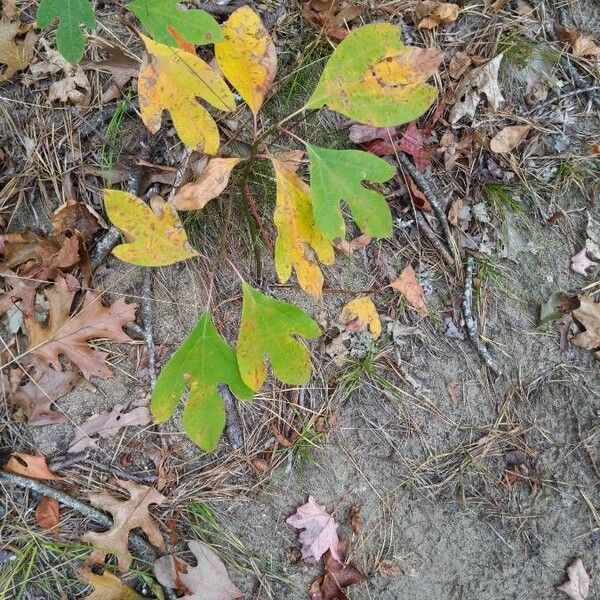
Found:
<box><xmin>414</xmin><ymin>211</ymin><xmax>455</xmax><ymax>267</ymax></box>
<box><xmin>526</xmin><ymin>85</ymin><xmax>600</xmax><ymax>115</ymax></box>
<box><xmin>462</xmin><ymin>256</ymin><xmax>500</xmax><ymax>376</ymax></box>
<box><xmin>141</xmin><ymin>269</ymin><xmax>157</xmax><ymax>390</ymax></box>
<box><xmin>90</xmin><ymin>226</ymin><xmax>121</xmax><ymax>270</ymax></box>
<box><xmin>219</xmin><ymin>385</ymin><xmax>245</xmax><ymax>449</ymax></box>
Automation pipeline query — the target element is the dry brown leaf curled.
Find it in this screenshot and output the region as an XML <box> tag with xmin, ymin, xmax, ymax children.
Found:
<box><xmin>390</xmin><ymin>265</ymin><xmax>429</xmax><ymax>317</ymax></box>
<box><xmin>489</xmin><ymin>125</ymin><xmax>531</xmax><ymax>154</ymax></box>
<box><xmin>4</xmin><ymin>453</ymin><xmax>63</xmax><ymax>480</ymax></box>
<box><xmin>415</xmin><ymin>1</ymin><xmax>460</xmax><ymax>29</ymax></box>
<box><xmin>572</xmin><ymin>296</ymin><xmax>600</xmax><ymax>359</ymax></box>
<box><xmin>35</xmin><ymin>496</ymin><xmax>60</xmax><ymax>534</ymax></box>
<box><xmin>0</xmin><ymin>0</ymin><xmax>36</xmax><ymax>82</ymax></box>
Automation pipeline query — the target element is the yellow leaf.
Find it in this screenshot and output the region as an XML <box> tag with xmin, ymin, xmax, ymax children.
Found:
<box><xmin>104</xmin><ymin>190</ymin><xmax>198</xmax><ymax>267</ymax></box>
<box><xmin>215</xmin><ymin>6</ymin><xmax>276</xmax><ymax>116</ymax></box>
<box><xmin>138</xmin><ymin>35</ymin><xmax>235</xmax><ymax>154</ymax></box>
<box><xmin>340</xmin><ymin>296</ymin><xmax>381</xmax><ymax>339</ymax></box>
<box><xmin>79</xmin><ymin>569</ymin><xmax>143</xmax><ymax>600</ymax></box>
<box><xmin>172</xmin><ymin>157</ymin><xmax>242</xmax><ymax>210</ymax></box>
<box><xmin>271</xmin><ymin>156</ymin><xmax>334</xmax><ymax>297</ymax></box>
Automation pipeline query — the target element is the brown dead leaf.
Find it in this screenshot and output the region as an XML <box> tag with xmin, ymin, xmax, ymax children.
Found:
<box><xmin>4</xmin><ymin>453</ymin><xmax>63</xmax><ymax>480</ymax></box>
<box><xmin>557</xmin><ymin>558</ymin><xmax>590</xmax><ymax>600</ymax></box>
<box><xmin>154</xmin><ymin>540</ymin><xmax>243</xmax><ymax>599</ymax></box>
<box><xmin>35</xmin><ymin>496</ymin><xmax>60</xmax><ymax>534</ymax></box>
<box><xmin>83</xmin><ymin>479</ymin><xmax>166</xmax><ymax>571</ymax></box>
<box><xmin>172</xmin><ymin>157</ymin><xmax>241</xmax><ymax>211</ymax></box>
<box><xmin>570</xmin><ymin>248</ymin><xmax>595</xmax><ymax>276</ymax></box>
<box><xmin>557</xmin><ymin>26</ymin><xmax>600</xmax><ymax>58</ymax></box>
<box><xmin>25</xmin><ymin>277</ymin><xmax>137</xmax><ymax>379</ymax></box>
<box><xmin>486</xmin><ymin>0</ymin><xmax>510</xmax><ymax>11</ymax></box>
<box><xmin>332</xmin><ymin>234</ymin><xmax>371</xmax><ymax>256</ymax></box>
<box><xmin>310</xmin><ymin>549</ymin><xmax>365</xmax><ymax>600</ymax></box>
<box><xmin>416</xmin><ymin>2</ymin><xmax>460</xmax><ymax>29</ymax></box>
<box><xmin>348</xmin><ymin>506</ymin><xmax>362</xmax><ymax>535</ymax></box>
<box><xmin>376</xmin><ymin>559</ymin><xmax>405</xmax><ymax>578</ymax></box>
<box><xmin>572</xmin><ymin>296</ymin><xmax>600</xmax><ymax>359</ymax></box>
<box><xmin>286</xmin><ymin>496</ymin><xmax>341</xmax><ymax>562</ymax></box>
<box><xmin>390</xmin><ymin>265</ymin><xmax>429</xmax><ymax>317</ymax></box>
<box><xmin>52</xmin><ymin>200</ymin><xmax>103</xmax><ymax>241</ymax></box>
<box><xmin>0</xmin><ymin>0</ymin><xmax>36</xmax><ymax>82</ymax></box>
<box><xmin>489</xmin><ymin>125</ymin><xmax>531</xmax><ymax>154</ymax></box>
<box><xmin>448</xmin><ymin>51</ymin><xmax>472</xmax><ymax>79</ymax></box>
<box><xmin>302</xmin><ymin>0</ymin><xmax>365</xmax><ymax>40</ymax></box>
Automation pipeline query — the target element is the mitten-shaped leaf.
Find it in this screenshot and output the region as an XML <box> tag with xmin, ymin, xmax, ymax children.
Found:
<box><xmin>138</xmin><ymin>35</ymin><xmax>235</xmax><ymax>153</ymax></box>
<box><xmin>272</xmin><ymin>156</ymin><xmax>334</xmax><ymax>297</ymax></box>
<box><xmin>237</xmin><ymin>283</ymin><xmax>321</xmax><ymax>391</ymax></box>
<box><xmin>215</xmin><ymin>7</ymin><xmax>276</xmax><ymax>115</ymax></box>
<box><xmin>307</xmin><ymin>144</ymin><xmax>395</xmax><ymax>240</ymax></box>
<box><xmin>306</xmin><ymin>23</ymin><xmax>442</xmax><ymax>126</ymax></box>
<box><xmin>104</xmin><ymin>190</ymin><xmax>198</xmax><ymax>267</ymax></box>
<box><xmin>151</xmin><ymin>314</ymin><xmax>253</xmax><ymax>452</ymax></box>
<box><xmin>36</xmin><ymin>0</ymin><xmax>95</xmax><ymax>63</ymax></box>
<box><xmin>128</xmin><ymin>0</ymin><xmax>222</xmax><ymax>48</ymax></box>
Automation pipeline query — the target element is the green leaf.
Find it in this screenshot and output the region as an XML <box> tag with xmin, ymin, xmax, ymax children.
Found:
<box><xmin>150</xmin><ymin>314</ymin><xmax>253</xmax><ymax>452</ymax></box>
<box><xmin>307</xmin><ymin>144</ymin><xmax>396</xmax><ymax>240</ymax></box>
<box><xmin>36</xmin><ymin>0</ymin><xmax>95</xmax><ymax>64</ymax></box>
<box><xmin>306</xmin><ymin>23</ymin><xmax>442</xmax><ymax>126</ymax></box>
<box><xmin>127</xmin><ymin>0</ymin><xmax>222</xmax><ymax>47</ymax></box>
<box><xmin>237</xmin><ymin>283</ymin><xmax>321</xmax><ymax>391</ymax></box>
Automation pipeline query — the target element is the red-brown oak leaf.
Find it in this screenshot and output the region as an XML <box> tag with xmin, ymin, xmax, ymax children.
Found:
<box><xmin>310</xmin><ymin>549</ymin><xmax>365</xmax><ymax>600</ymax></box>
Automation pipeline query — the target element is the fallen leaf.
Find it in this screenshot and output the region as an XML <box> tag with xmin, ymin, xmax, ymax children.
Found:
<box><xmin>36</xmin><ymin>0</ymin><xmax>95</xmax><ymax>64</ymax></box>
<box><xmin>271</xmin><ymin>156</ymin><xmax>335</xmax><ymax>297</ymax></box>
<box><xmin>237</xmin><ymin>283</ymin><xmax>321</xmax><ymax>391</ymax></box>
<box><xmin>437</xmin><ymin>130</ymin><xmax>473</xmax><ymax>170</ymax></box>
<box><xmin>449</xmin><ymin>51</ymin><xmax>472</xmax><ymax>79</ymax></box>
<box><xmin>138</xmin><ymin>35</ymin><xmax>235</xmax><ymax>153</ymax></box>
<box><xmin>79</xmin><ymin>568</ymin><xmax>144</xmax><ymax>600</ymax></box>
<box><xmin>307</xmin><ymin>144</ymin><xmax>395</xmax><ymax>240</ymax></box>
<box><xmin>449</xmin><ymin>54</ymin><xmax>504</xmax><ymax>124</ymax></box>
<box><xmin>52</xmin><ymin>200</ymin><xmax>102</xmax><ymax>241</ymax></box>
<box><xmin>104</xmin><ymin>190</ymin><xmax>198</xmax><ymax>267</ymax></box>
<box><xmin>154</xmin><ymin>540</ymin><xmax>243</xmax><ymax>600</ymax></box>
<box><xmin>397</xmin><ymin>122</ymin><xmax>431</xmax><ymax>170</ymax></box>
<box><xmin>286</xmin><ymin>496</ymin><xmax>340</xmax><ymax>562</ymax></box>
<box><xmin>127</xmin><ymin>0</ymin><xmax>221</xmax><ymax>48</ymax></box>
<box><xmin>376</xmin><ymin>559</ymin><xmax>405</xmax><ymax>578</ymax></box>
<box><xmin>172</xmin><ymin>158</ymin><xmax>242</xmax><ymax>211</ymax></box>
<box><xmin>489</xmin><ymin>125</ymin><xmax>531</xmax><ymax>154</ymax></box>
<box><xmin>572</xmin><ymin>296</ymin><xmax>600</xmax><ymax>359</ymax></box>
<box><xmin>151</xmin><ymin>314</ymin><xmax>253</xmax><ymax>451</ymax></box>
<box><xmin>24</xmin><ymin>276</ymin><xmax>137</xmax><ymax>379</ymax></box>
<box><xmin>571</xmin><ymin>248</ymin><xmax>595</xmax><ymax>276</ymax></box>
<box><xmin>340</xmin><ymin>296</ymin><xmax>381</xmax><ymax>339</ymax></box>
<box><xmin>557</xmin><ymin>558</ymin><xmax>590</xmax><ymax>600</ymax></box>
<box><xmin>0</xmin><ymin>0</ymin><xmax>36</xmax><ymax>82</ymax></box>
<box><xmin>4</xmin><ymin>453</ymin><xmax>62</xmax><ymax>480</ymax></box>
<box><xmin>332</xmin><ymin>234</ymin><xmax>372</xmax><ymax>255</ymax></box>
<box><xmin>302</xmin><ymin>0</ymin><xmax>365</xmax><ymax>40</ymax></box>
<box><xmin>35</xmin><ymin>496</ymin><xmax>60</xmax><ymax>534</ymax></box>
<box><xmin>307</xmin><ymin>23</ymin><xmax>442</xmax><ymax>127</ymax></box>
<box><xmin>390</xmin><ymin>265</ymin><xmax>429</xmax><ymax>316</ymax></box>
<box><xmin>487</xmin><ymin>0</ymin><xmax>510</xmax><ymax>11</ymax></box>
<box><xmin>215</xmin><ymin>7</ymin><xmax>277</xmax><ymax>116</ymax></box>
<box><xmin>348</xmin><ymin>506</ymin><xmax>362</xmax><ymax>535</ymax></box>
<box><xmin>557</xmin><ymin>26</ymin><xmax>600</xmax><ymax>59</ymax></box>
<box><xmin>348</xmin><ymin>124</ymin><xmax>396</xmax><ymax>144</ymax></box>
<box><xmin>83</xmin><ymin>479</ymin><xmax>166</xmax><ymax>571</ymax></box>
<box><xmin>415</xmin><ymin>2</ymin><xmax>460</xmax><ymax>29</ymax></box>
<box><xmin>69</xmin><ymin>405</ymin><xmax>152</xmax><ymax>453</ymax></box>
<box><xmin>310</xmin><ymin>549</ymin><xmax>365</xmax><ymax>600</ymax></box>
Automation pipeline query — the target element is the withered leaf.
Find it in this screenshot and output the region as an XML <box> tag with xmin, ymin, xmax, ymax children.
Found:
<box><xmin>52</xmin><ymin>200</ymin><xmax>102</xmax><ymax>241</ymax></box>
<box><xmin>302</xmin><ymin>0</ymin><xmax>365</xmax><ymax>40</ymax></box>
<box><xmin>4</xmin><ymin>453</ymin><xmax>63</xmax><ymax>480</ymax></box>
<box><xmin>557</xmin><ymin>558</ymin><xmax>590</xmax><ymax>600</ymax></box>
<box><xmin>390</xmin><ymin>265</ymin><xmax>429</xmax><ymax>317</ymax></box>
<box><xmin>310</xmin><ymin>549</ymin><xmax>365</xmax><ymax>600</ymax></box>
<box><xmin>415</xmin><ymin>2</ymin><xmax>460</xmax><ymax>29</ymax></box>
<box><xmin>489</xmin><ymin>125</ymin><xmax>531</xmax><ymax>154</ymax></box>
<box><xmin>0</xmin><ymin>0</ymin><xmax>36</xmax><ymax>82</ymax></box>
<box><xmin>35</xmin><ymin>496</ymin><xmax>60</xmax><ymax>534</ymax></box>
<box><xmin>79</xmin><ymin>568</ymin><xmax>144</xmax><ymax>600</ymax></box>
<box><xmin>572</xmin><ymin>296</ymin><xmax>600</xmax><ymax>359</ymax></box>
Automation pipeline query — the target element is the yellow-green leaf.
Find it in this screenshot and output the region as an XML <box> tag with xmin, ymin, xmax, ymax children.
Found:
<box><xmin>79</xmin><ymin>569</ymin><xmax>143</xmax><ymax>600</ymax></box>
<box><xmin>272</xmin><ymin>156</ymin><xmax>334</xmax><ymax>297</ymax></box>
<box><xmin>138</xmin><ymin>35</ymin><xmax>235</xmax><ymax>153</ymax></box>
<box><xmin>104</xmin><ymin>190</ymin><xmax>198</xmax><ymax>267</ymax></box>
<box><xmin>215</xmin><ymin>6</ymin><xmax>276</xmax><ymax>116</ymax></box>
<box><xmin>237</xmin><ymin>283</ymin><xmax>321</xmax><ymax>391</ymax></box>
<box><xmin>340</xmin><ymin>296</ymin><xmax>381</xmax><ymax>339</ymax></box>
<box><xmin>306</xmin><ymin>23</ymin><xmax>442</xmax><ymax>126</ymax></box>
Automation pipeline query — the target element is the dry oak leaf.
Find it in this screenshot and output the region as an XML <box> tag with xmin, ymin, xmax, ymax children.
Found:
<box><xmin>35</xmin><ymin>496</ymin><xmax>60</xmax><ymax>534</ymax></box>
<box><xmin>271</xmin><ymin>156</ymin><xmax>334</xmax><ymax>297</ymax></box>
<box><xmin>24</xmin><ymin>276</ymin><xmax>137</xmax><ymax>379</ymax></box>
<box><xmin>215</xmin><ymin>7</ymin><xmax>276</xmax><ymax>116</ymax></box>
<box><xmin>286</xmin><ymin>496</ymin><xmax>341</xmax><ymax>562</ymax></box>
<box><xmin>489</xmin><ymin>125</ymin><xmax>531</xmax><ymax>154</ymax></box>
<box><xmin>79</xmin><ymin>568</ymin><xmax>144</xmax><ymax>600</ymax></box>
<box><xmin>4</xmin><ymin>453</ymin><xmax>63</xmax><ymax>480</ymax></box>
<box><xmin>138</xmin><ymin>35</ymin><xmax>235</xmax><ymax>154</ymax></box>
<box><xmin>52</xmin><ymin>200</ymin><xmax>103</xmax><ymax>241</ymax></box>
<box><xmin>310</xmin><ymin>549</ymin><xmax>365</xmax><ymax>600</ymax></box>
<box><xmin>340</xmin><ymin>296</ymin><xmax>381</xmax><ymax>339</ymax></box>
<box><xmin>557</xmin><ymin>26</ymin><xmax>600</xmax><ymax>59</ymax></box>
<box><xmin>82</xmin><ymin>479</ymin><xmax>166</xmax><ymax>571</ymax></box>
<box><xmin>557</xmin><ymin>558</ymin><xmax>590</xmax><ymax>600</ymax></box>
<box><xmin>572</xmin><ymin>296</ymin><xmax>600</xmax><ymax>359</ymax></box>
<box><xmin>0</xmin><ymin>0</ymin><xmax>36</xmax><ymax>82</ymax></box>
<box><xmin>390</xmin><ymin>265</ymin><xmax>429</xmax><ymax>317</ymax></box>
<box><xmin>302</xmin><ymin>0</ymin><xmax>365</xmax><ymax>40</ymax></box>
<box><xmin>570</xmin><ymin>248</ymin><xmax>595</xmax><ymax>276</ymax></box>
<box><xmin>104</xmin><ymin>190</ymin><xmax>198</xmax><ymax>267</ymax></box>
<box><xmin>172</xmin><ymin>158</ymin><xmax>242</xmax><ymax>211</ymax></box>
<box><xmin>154</xmin><ymin>540</ymin><xmax>243</xmax><ymax>600</ymax></box>
<box><xmin>415</xmin><ymin>2</ymin><xmax>460</xmax><ymax>29</ymax></box>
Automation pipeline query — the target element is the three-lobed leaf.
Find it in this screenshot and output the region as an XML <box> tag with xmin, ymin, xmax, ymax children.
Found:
<box><xmin>272</xmin><ymin>155</ymin><xmax>334</xmax><ymax>297</ymax></box>
<box><xmin>307</xmin><ymin>144</ymin><xmax>396</xmax><ymax>240</ymax></box>
<box><xmin>237</xmin><ymin>283</ymin><xmax>321</xmax><ymax>391</ymax></box>
<box><xmin>36</xmin><ymin>0</ymin><xmax>95</xmax><ymax>64</ymax></box>
<box><xmin>215</xmin><ymin>6</ymin><xmax>277</xmax><ymax>116</ymax></box>
<box><xmin>306</xmin><ymin>23</ymin><xmax>442</xmax><ymax>126</ymax></box>
<box><xmin>104</xmin><ymin>189</ymin><xmax>198</xmax><ymax>267</ymax></box>
<box><xmin>138</xmin><ymin>35</ymin><xmax>235</xmax><ymax>153</ymax></box>
<box><xmin>127</xmin><ymin>0</ymin><xmax>222</xmax><ymax>48</ymax></box>
<box><xmin>151</xmin><ymin>314</ymin><xmax>253</xmax><ymax>452</ymax></box>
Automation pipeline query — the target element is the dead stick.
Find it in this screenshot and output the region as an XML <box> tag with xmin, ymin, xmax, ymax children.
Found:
<box><xmin>219</xmin><ymin>384</ymin><xmax>245</xmax><ymax>449</ymax></box>
<box><xmin>0</xmin><ymin>471</ymin><xmax>178</xmax><ymax>600</ymax></box>
<box><xmin>414</xmin><ymin>211</ymin><xmax>455</xmax><ymax>267</ymax></box>
<box><xmin>462</xmin><ymin>256</ymin><xmax>500</xmax><ymax>375</ymax></box>
<box><xmin>141</xmin><ymin>269</ymin><xmax>157</xmax><ymax>390</ymax></box>
<box><xmin>244</xmin><ymin>181</ymin><xmax>274</xmax><ymax>255</ymax></box>
<box><xmin>90</xmin><ymin>226</ymin><xmax>121</xmax><ymax>270</ymax></box>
